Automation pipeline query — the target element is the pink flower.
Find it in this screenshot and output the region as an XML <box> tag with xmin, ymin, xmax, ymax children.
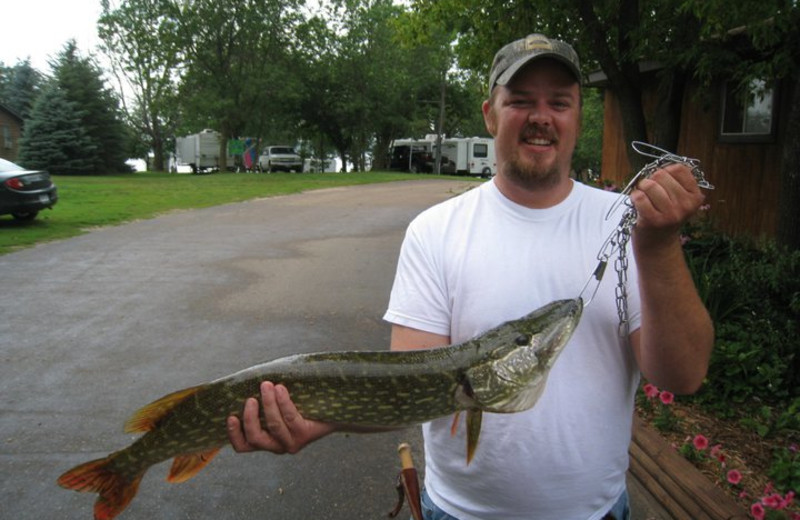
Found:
<box><xmin>750</xmin><ymin>502</ymin><xmax>765</xmax><ymax>519</ymax></box>
<box><xmin>693</xmin><ymin>434</ymin><xmax>709</xmax><ymax>451</ymax></box>
<box><xmin>739</xmin><ymin>490</ymin><xmax>749</xmax><ymax>499</ymax></box>
<box><xmin>726</xmin><ymin>469</ymin><xmax>742</xmax><ymax>485</ymax></box>
<box><xmin>711</xmin><ymin>444</ymin><xmax>726</xmax><ymax>464</ymax></box>
<box><xmin>680</xmin><ymin>235</ymin><xmax>690</xmax><ymax>245</ymax></box>
<box><xmin>643</xmin><ymin>383</ymin><xmax>659</xmax><ymax>399</ymax></box>
<box><xmin>762</xmin><ymin>493</ymin><xmax>783</xmax><ymax>509</ymax></box>
<box><xmin>659</xmin><ymin>391</ymin><xmax>674</xmax><ymax>405</ymax></box>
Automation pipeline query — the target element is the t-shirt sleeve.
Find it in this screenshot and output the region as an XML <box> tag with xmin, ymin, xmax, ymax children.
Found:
<box><xmin>383</xmin><ymin>219</ymin><xmax>452</xmax><ymax>337</ymax></box>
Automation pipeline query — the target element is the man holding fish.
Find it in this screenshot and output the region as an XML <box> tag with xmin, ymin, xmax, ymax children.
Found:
<box><xmin>228</xmin><ymin>34</ymin><xmax>713</xmax><ymax>520</ymax></box>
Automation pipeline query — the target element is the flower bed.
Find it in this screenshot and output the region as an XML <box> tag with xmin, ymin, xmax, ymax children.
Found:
<box><xmin>638</xmin><ymin>383</ymin><xmax>799</xmax><ymax>519</ymax></box>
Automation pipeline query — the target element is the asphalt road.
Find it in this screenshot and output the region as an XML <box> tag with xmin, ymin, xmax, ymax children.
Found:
<box><xmin>0</xmin><ymin>179</ymin><xmax>476</xmax><ymax>520</ymax></box>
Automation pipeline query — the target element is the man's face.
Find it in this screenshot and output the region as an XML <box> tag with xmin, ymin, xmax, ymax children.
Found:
<box><xmin>483</xmin><ymin>59</ymin><xmax>581</xmax><ymax>190</ymax></box>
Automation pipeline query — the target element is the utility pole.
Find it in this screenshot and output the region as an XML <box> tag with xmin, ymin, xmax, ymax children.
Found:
<box><xmin>434</xmin><ymin>68</ymin><xmax>446</xmax><ymax>175</ymax></box>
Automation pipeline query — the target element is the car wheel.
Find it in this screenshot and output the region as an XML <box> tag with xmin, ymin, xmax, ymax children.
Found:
<box><xmin>481</xmin><ymin>167</ymin><xmax>492</xmax><ymax>178</ymax></box>
<box><xmin>12</xmin><ymin>211</ymin><xmax>38</xmax><ymax>221</ymax></box>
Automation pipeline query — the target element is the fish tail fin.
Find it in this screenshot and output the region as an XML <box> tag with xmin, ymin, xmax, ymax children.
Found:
<box><xmin>58</xmin><ymin>457</ymin><xmax>143</xmax><ymax>520</ymax></box>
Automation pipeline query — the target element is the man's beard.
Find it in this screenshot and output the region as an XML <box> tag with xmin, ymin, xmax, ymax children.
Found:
<box><xmin>503</xmin><ymin>148</ymin><xmax>563</xmax><ymax>191</ymax></box>
<box><xmin>502</xmin><ymin>123</ymin><xmax>564</xmax><ymax>190</ymax></box>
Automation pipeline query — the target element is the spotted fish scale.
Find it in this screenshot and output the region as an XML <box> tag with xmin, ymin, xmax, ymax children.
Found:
<box><xmin>58</xmin><ymin>298</ymin><xmax>582</xmax><ymax>519</ymax></box>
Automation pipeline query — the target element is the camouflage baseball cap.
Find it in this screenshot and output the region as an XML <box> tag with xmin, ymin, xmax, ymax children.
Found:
<box><xmin>489</xmin><ymin>34</ymin><xmax>581</xmax><ymax>90</ymax></box>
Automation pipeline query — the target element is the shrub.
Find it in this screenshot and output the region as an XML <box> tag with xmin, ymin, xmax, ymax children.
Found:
<box><xmin>682</xmin><ymin>216</ymin><xmax>800</xmax><ymax>410</ymax></box>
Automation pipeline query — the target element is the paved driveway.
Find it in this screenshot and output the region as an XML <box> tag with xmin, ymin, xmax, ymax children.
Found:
<box><xmin>0</xmin><ymin>179</ymin><xmax>474</xmax><ymax>520</ymax></box>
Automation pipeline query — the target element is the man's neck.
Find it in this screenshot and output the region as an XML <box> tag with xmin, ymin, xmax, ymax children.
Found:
<box><xmin>493</xmin><ymin>174</ymin><xmax>574</xmax><ymax>209</ymax></box>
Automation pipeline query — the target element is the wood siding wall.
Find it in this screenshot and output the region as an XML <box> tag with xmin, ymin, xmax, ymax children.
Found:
<box><xmin>0</xmin><ymin>108</ymin><xmax>23</xmax><ymax>163</ymax></box>
<box><xmin>599</xmin><ymin>81</ymin><xmax>786</xmax><ymax>239</ymax></box>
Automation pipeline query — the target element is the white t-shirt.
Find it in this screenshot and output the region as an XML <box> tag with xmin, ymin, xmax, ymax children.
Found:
<box><xmin>384</xmin><ymin>179</ymin><xmax>642</xmax><ymax>520</ymax></box>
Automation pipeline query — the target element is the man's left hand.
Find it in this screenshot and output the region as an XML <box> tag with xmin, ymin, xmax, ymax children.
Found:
<box><xmin>630</xmin><ymin>162</ymin><xmax>705</xmax><ymax>246</ymax></box>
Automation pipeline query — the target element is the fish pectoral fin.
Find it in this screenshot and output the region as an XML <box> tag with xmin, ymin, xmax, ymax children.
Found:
<box><xmin>124</xmin><ymin>385</ymin><xmax>206</xmax><ymax>433</ymax></box>
<box><xmin>57</xmin><ymin>456</ymin><xmax>144</xmax><ymax>520</ymax></box>
<box><xmin>167</xmin><ymin>447</ymin><xmax>222</xmax><ymax>483</ymax></box>
<box><xmin>465</xmin><ymin>410</ymin><xmax>482</xmax><ymax>465</ymax></box>
<box><xmin>450</xmin><ymin>412</ymin><xmax>461</xmax><ymax>436</ymax></box>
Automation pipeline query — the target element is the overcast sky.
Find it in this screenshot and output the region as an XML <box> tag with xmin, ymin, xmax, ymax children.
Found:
<box><xmin>1</xmin><ymin>0</ymin><xmax>103</xmax><ymax>72</ymax></box>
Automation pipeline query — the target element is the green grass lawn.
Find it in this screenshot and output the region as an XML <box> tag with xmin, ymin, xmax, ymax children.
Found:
<box><xmin>0</xmin><ymin>170</ymin><xmax>450</xmax><ymax>255</ymax></box>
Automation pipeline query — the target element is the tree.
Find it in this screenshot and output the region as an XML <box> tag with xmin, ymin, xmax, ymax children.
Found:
<box><xmin>19</xmin><ymin>85</ymin><xmax>96</xmax><ymax>174</ymax></box>
<box><xmin>0</xmin><ymin>59</ymin><xmax>44</xmax><ymax>120</ymax></box>
<box><xmin>51</xmin><ymin>41</ymin><xmax>130</xmax><ymax>173</ymax></box>
<box><xmin>99</xmin><ymin>0</ymin><xmax>184</xmax><ymax>171</ymax></box>
<box><xmin>293</xmin><ymin>0</ymin><xmax>446</xmax><ymax>171</ymax></box>
<box><xmin>176</xmin><ymin>0</ymin><xmax>304</xmax><ymax>171</ymax></box>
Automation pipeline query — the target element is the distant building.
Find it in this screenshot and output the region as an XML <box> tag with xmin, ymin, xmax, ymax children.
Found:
<box><xmin>0</xmin><ymin>103</ymin><xmax>24</xmax><ymax>163</ymax></box>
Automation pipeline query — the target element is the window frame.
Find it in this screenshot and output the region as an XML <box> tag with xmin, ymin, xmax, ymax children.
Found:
<box><xmin>718</xmin><ymin>78</ymin><xmax>779</xmax><ymax>144</ymax></box>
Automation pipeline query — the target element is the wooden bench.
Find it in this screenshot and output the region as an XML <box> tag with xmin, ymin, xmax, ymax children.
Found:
<box><xmin>628</xmin><ymin>417</ymin><xmax>749</xmax><ymax>520</ymax></box>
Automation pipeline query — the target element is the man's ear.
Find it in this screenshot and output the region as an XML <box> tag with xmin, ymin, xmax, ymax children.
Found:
<box><xmin>482</xmin><ymin>99</ymin><xmax>497</xmax><ymax>136</ymax></box>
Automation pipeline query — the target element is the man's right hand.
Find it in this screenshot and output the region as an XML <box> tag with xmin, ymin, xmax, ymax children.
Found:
<box><xmin>227</xmin><ymin>381</ymin><xmax>335</xmax><ymax>454</ymax></box>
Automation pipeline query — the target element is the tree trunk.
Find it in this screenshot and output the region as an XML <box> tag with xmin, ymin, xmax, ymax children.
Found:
<box><xmin>777</xmin><ymin>75</ymin><xmax>800</xmax><ymax>250</ymax></box>
<box><xmin>575</xmin><ymin>0</ymin><xmax>650</xmax><ymax>174</ymax></box>
<box><xmin>652</xmin><ymin>69</ymin><xmax>689</xmax><ymax>153</ymax></box>
<box><xmin>615</xmin><ymin>81</ymin><xmax>650</xmax><ymax>175</ymax></box>
<box><xmin>218</xmin><ymin>133</ymin><xmax>228</xmax><ymax>172</ymax></box>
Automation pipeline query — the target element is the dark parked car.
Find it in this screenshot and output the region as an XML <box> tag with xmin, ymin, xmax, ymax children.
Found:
<box><xmin>0</xmin><ymin>158</ymin><xmax>58</xmax><ymax>221</ymax></box>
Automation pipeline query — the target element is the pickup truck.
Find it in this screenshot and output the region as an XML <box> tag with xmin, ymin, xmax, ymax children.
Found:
<box><xmin>258</xmin><ymin>146</ymin><xmax>302</xmax><ymax>172</ymax></box>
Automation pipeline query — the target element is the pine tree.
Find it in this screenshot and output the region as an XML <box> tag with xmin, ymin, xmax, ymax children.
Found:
<box><xmin>19</xmin><ymin>85</ymin><xmax>96</xmax><ymax>174</ymax></box>
<box><xmin>50</xmin><ymin>41</ymin><xmax>129</xmax><ymax>173</ymax></box>
<box><xmin>0</xmin><ymin>59</ymin><xmax>43</xmax><ymax>120</ymax></box>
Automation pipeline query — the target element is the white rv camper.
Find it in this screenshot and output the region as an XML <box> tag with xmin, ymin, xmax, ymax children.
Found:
<box><xmin>388</xmin><ymin>135</ymin><xmax>495</xmax><ymax>176</ymax></box>
<box><xmin>174</xmin><ymin>129</ymin><xmax>222</xmax><ymax>173</ymax></box>
<box><xmin>439</xmin><ymin>137</ymin><xmax>496</xmax><ymax>177</ymax></box>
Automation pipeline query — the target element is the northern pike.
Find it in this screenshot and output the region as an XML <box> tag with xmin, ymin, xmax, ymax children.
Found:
<box><xmin>58</xmin><ymin>298</ymin><xmax>582</xmax><ymax>520</ymax></box>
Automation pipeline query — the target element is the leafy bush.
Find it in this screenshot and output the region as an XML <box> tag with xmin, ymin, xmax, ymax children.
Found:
<box><xmin>682</xmin><ymin>216</ymin><xmax>800</xmax><ymax>411</ymax></box>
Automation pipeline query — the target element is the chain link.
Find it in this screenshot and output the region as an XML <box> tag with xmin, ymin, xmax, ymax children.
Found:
<box><xmin>579</xmin><ymin>142</ymin><xmax>714</xmax><ymax>337</ymax></box>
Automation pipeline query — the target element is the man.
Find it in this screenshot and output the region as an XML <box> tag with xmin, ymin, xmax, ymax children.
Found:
<box><xmin>227</xmin><ymin>34</ymin><xmax>713</xmax><ymax>520</ymax></box>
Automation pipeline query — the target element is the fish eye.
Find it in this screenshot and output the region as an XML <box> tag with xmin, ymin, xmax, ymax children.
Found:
<box><xmin>515</xmin><ymin>334</ymin><xmax>530</xmax><ymax>346</ymax></box>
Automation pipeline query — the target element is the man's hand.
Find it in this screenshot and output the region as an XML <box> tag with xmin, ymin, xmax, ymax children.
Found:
<box><xmin>227</xmin><ymin>381</ymin><xmax>335</xmax><ymax>454</ymax></box>
<box><xmin>630</xmin><ymin>162</ymin><xmax>706</xmax><ymax>246</ymax></box>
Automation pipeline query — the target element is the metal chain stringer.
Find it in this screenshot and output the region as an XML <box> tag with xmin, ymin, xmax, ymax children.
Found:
<box><xmin>579</xmin><ymin>142</ymin><xmax>714</xmax><ymax>337</ymax></box>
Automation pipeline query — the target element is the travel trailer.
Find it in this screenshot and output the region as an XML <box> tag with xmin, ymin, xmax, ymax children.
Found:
<box><xmin>438</xmin><ymin>137</ymin><xmax>496</xmax><ymax>177</ymax></box>
<box><xmin>388</xmin><ymin>135</ymin><xmax>495</xmax><ymax>177</ymax></box>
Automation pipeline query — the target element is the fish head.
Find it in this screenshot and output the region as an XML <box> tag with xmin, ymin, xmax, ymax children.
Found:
<box><xmin>462</xmin><ymin>298</ymin><xmax>583</xmax><ymax>413</ymax></box>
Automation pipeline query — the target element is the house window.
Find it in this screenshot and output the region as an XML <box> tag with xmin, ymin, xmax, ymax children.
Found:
<box><xmin>2</xmin><ymin>125</ymin><xmax>11</xmax><ymax>149</ymax></box>
<box><xmin>720</xmin><ymin>79</ymin><xmax>778</xmax><ymax>143</ymax></box>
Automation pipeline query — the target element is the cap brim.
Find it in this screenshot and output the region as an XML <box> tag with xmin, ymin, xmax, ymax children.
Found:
<box><xmin>495</xmin><ymin>53</ymin><xmax>581</xmax><ymax>87</ymax></box>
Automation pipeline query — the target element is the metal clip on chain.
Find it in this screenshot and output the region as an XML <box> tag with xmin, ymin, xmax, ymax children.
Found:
<box><xmin>578</xmin><ymin>142</ymin><xmax>714</xmax><ymax>337</ymax></box>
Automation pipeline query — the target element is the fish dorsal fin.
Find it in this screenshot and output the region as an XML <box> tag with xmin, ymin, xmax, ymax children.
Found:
<box><xmin>167</xmin><ymin>447</ymin><xmax>222</xmax><ymax>483</ymax></box>
<box><xmin>123</xmin><ymin>385</ymin><xmax>205</xmax><ymax>433</ymax></box>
